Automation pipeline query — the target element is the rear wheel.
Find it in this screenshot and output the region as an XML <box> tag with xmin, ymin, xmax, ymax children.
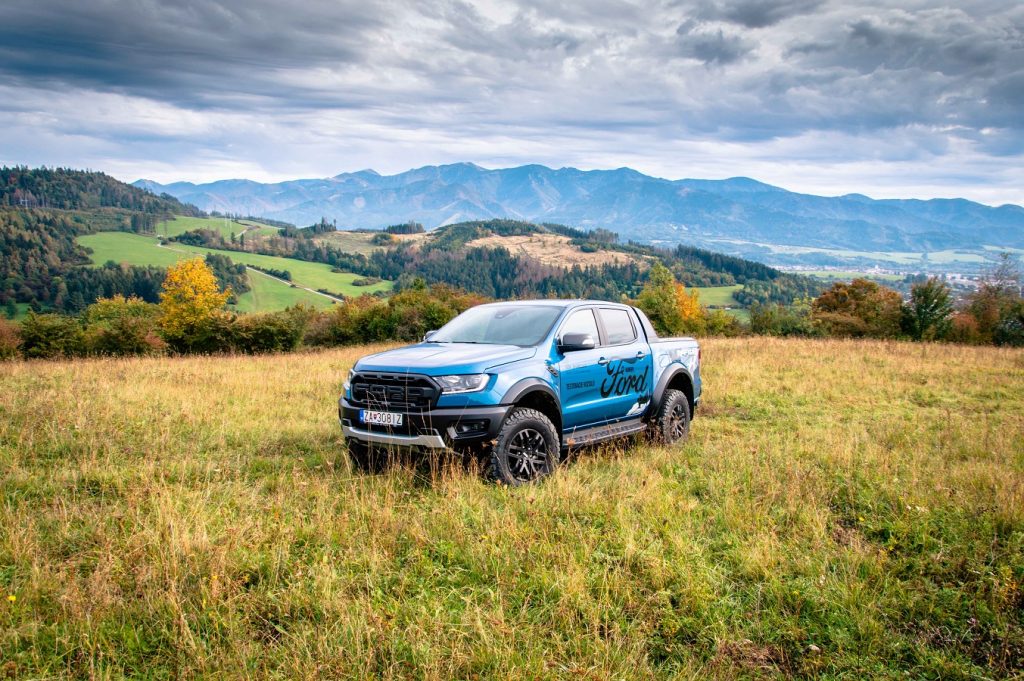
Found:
<box><xmin>489</xmin><ymin>407</ymin><xmax>561</xmax><ymax>485</ymax></box>
<box><xmin>650</xmin><ymin>389</ymin><xmax>691</xmax><ymax>445</ymax></box>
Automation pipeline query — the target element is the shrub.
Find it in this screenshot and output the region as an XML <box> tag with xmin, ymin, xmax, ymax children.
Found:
<box><xmin>703</xmin><ymin>309</ymin><xmax>745</xmax><ymax>337</ymax></box>
<box><xmin>82</xmin><ymin>295</ymin><xmax>165</xmax><ymax>356</ymax></box>
<box><xmin>946</xmin><ymin>312</ymin><xmax>982</xmax><ymax>345</ymax></box>
<box><xmin>231</xmin><ymin>312</ymin><xmax>304</xmax><ymax>353</ymax></box>
<box><xmin>19</xmin><ymin>312</ymin><xmax>84</xmax><ymax>359</ymax></box>
<box><xmin>811</xmin><ymin>278</ymin><xmax>903</xmax><ymax>338</ymax></box>
<box><xmin>993</xmin><ymin>300</ymin><xmax>1024</xmax><ymax>347</ymax></box>
<box><xmin>750</xmin><ymin>301</ymin><xmax>820</xmax><ymax>337</ymax></box>
<box><xmin>0</xmin><ymin>318</ymin><xmax>20</xmax><ymax>359</ymax></box>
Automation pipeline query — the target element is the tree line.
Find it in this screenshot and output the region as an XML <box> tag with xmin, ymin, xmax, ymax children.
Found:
<box><xmin>5</xmin><ymin>254</ymin><xmax>1019</xmax><ymax>362</ymax></box>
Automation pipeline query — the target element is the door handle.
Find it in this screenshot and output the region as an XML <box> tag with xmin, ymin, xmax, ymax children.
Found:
<box><xmin>597</xmin><ymin>357</ymin><xmax>609</xmax><ymax>366</ymax></box>
<box><xmin>636</xmin><ymin>351</ymin><xmax>647</xmax><ymax>359</ymax></box>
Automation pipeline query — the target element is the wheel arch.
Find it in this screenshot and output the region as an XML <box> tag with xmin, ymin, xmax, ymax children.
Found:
<box><xmin>502</xmin><ymin>379</ymin><xmax>562</xmax><ymax>434</ymax></box>
<box><xmin>652</xmin><ymin>366</ymin><xmax>695</xmax><ymax>417</ymax></box>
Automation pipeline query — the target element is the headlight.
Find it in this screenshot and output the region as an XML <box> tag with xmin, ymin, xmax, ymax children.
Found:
<box><xmin>343</xmin><ymin>368</ymin><xmax>354</xmax><ymax>392</ymax></box>
<box><xmin>437</xmin><ymin>374</ymin><xmax>488</xmax><ymax>394</ymax></box>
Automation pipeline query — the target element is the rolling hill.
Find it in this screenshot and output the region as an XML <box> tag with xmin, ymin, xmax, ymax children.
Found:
<box><xmin>135</xmin><ymin>163</ymin><xmax>1024</xmax><ymax>269</ymax></box>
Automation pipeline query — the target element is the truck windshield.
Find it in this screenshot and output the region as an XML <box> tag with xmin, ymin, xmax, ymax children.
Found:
<box><xmin>430</xmin><ymin>305</ymin><xmax>563</xmax><ymax>346</ymax></box>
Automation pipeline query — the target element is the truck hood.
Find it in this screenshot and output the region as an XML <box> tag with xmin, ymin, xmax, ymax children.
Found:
<box><xmin>355</xmin><ymin>343</ymin><xmax>537</xmax><ymax>374</ymax></box>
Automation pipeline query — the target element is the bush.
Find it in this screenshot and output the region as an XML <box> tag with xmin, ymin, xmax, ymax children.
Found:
<box><xmin>946</xmin><ymin>312</ymin><xmax>982</xmax><ymax>345</ymax></box>
<box><xmin>19</xmin><ymin>312</ymin><xmax>84</xmax><ymax>359</ymax></box>
<box><xmin>703</xmin><ymin>309</ymin><xmax>745</xmax><ymax>337</ymax></box>
<box><xmin>0</xmin><ymin>318</ymin><xmax>20</xmax><ymax>359</ymax></box>
<box><xmin>811</xmin><ymin>279</ymin><xmax>903</xmax><ymax>338</ymax></box>
<box><xmin>82</xmin><ymin>295</ymin><xmax>165</xmax><ymax>356</ymax></box>
<box><xmin>750</xmin><ymin>301</ymin><xmax>820</xmax><ymax>337</ymax></box>
<box><xmin>304</xmin><ymin>284</ymin><xmax>483</xmax><ymax>347</ymax></box>
<box><xmin>231</xmin><ymin>311</ymin><xmax>304</xmax><ymax>353</ymax></box>
<box><xmin>993</xmin><ymin>300</ymin><xmax>1024</xmax><ymax>347</ymax></box>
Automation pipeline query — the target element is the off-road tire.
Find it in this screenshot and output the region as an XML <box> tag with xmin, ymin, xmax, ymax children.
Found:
<box><xmin>347</xmin><ymin>438</ymin><xmax>384</xmax><ymax>473</ymax></box>
<box><xmin>488</xmin><ymin>407</ymin><xmax>561</xmax><ymax>485</ymax></box>
<box><xmin>650</xmin><ymin>389</ymin><xmax>691</xmax><ymax>445</ymax></box>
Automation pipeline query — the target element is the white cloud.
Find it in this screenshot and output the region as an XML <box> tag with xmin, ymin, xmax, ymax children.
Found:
<box><xmin>0</xmin><ymin>0</ymin><xmax>1021</xmax><ymax>205</ymax></box>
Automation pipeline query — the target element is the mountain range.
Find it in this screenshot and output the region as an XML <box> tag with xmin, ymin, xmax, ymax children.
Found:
<box><xmin>135</xmin><ymin>163</ymin><xmax>1024</xmax><ymax>267</ymax></box>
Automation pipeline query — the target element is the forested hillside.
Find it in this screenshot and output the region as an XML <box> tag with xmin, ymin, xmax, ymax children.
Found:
<box><xmin>0</xmin><ymin>168</ymin><xmax>206</xmax><ymax>312</ymax></box>
<box><xmin>1</xmin><ymin>167</ymin><xmax>820</xmax><ymax>316</ymax></box>
<box><xmin>2</xmin><ymin>167</ymin><xmax>201</xmax><ymax>215</ymax></box>
<box><xmin>176</xmin><ymin>218</ymin><xmax>821</xmax><ymax>305</ymax></box>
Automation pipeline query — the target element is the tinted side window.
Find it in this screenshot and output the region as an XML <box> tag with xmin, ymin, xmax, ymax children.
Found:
<box><xmin>560</xmin><ymin>309</ymin><xmax>600</xmax><ymax>341</ymax></box>
<box><xmin>600</xmin><ymin>308</ymin><xmax>636</xmax><ymax>345</ymax></box>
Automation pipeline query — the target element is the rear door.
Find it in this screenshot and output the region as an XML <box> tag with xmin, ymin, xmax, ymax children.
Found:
<box><xmin>595</xmin><ymin>306</ymin><xmax>653</xmax><ymax>421</ymax></box>
<box><xmin>554</xmin><ymin>307</ymin><xmax>608</xmax><ymax>431</ymax></box>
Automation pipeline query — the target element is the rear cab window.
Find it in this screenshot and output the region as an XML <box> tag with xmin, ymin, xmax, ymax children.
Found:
<box><xmin>599</xmin><ymin>307</ymin><xmax>637</xmax><ymax>345</ymax></box>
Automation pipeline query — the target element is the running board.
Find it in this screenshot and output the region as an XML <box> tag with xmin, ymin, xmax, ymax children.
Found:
<box><xmin>563</xmin><ymin>417</ymin><xmax>647</xmax><ymax>449</ymax></box>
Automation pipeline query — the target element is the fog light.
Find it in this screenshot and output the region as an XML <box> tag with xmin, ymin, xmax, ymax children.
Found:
<box><xmin>453</xmin><ymin>420</ymin><xmax>487</xmax><ymax>437</ymax></box>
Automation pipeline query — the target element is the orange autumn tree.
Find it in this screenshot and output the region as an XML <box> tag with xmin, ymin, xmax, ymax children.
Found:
<box><xmin>634</xmin><ymin>262</ymin><xmax>706</xmax><ymax>335</ymax></box>
<box><xmin>159</xmin><ymin>258</ymin><xmax>230</xmax><ymax>350</ymax></box>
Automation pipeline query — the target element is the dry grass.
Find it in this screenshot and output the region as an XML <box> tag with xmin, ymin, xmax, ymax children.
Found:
<box><xmin>467</xmin><ymin>233</ymin><xmax>648</xmax><ymax>270</ymax></box>
<box><xmin>1</xmin><ymin>338</ymin><xmax>1022</xmax><ymax>678</ymax></box>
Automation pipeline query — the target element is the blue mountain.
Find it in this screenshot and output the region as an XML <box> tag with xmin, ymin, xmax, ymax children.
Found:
<box><xmin>135</xmin><ymin>163</ymin><xmax>1024</xmax><ymax>260</ymax></box>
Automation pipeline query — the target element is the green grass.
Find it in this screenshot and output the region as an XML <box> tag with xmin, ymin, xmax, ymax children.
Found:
<box><xmin>315</xmin><ymin>231</ymin><xmax>390</xmax><ymax>256</ymax></box>
<box><xmin>1</xmin><ymin>338</ymin><xmax>1021</xmax><ymax>677</ymax></box>
<box><xmin>232</xmin><ymin>270</ymin><xmax>335</xmax><ymax>313</ymax></box>
<box><xmin>7</xmin><ymin>303</ymin><xmax>32</xmax><ymax>322</ymax></box>
<box><xmin>78</xmin><ymin>233</ymin><xmax>334</xmax><ymax>312</ymax></box>
<box><xmin>154</xmin><ymin>216</ymin><xmax>261</xmax><ymax>239</ymax></box>
<box><xmin>77</xmin><ymin>232</ymin><xmax>393</xmax><ymax>308</ymax></box>
<box><xmin>694</xmin><ymin>284</ymin><xmax>743</xmax><ymax>307</ymax></box>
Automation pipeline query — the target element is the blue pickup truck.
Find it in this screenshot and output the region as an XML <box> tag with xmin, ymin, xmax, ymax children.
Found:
<box><xmin>339</xmin><ymin>300</ymin><xmax>701</xmax><ymax>484</ymax></box>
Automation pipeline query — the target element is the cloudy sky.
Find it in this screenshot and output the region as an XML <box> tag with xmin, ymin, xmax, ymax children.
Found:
<box><xmin>1</xmin><ymin>0</ymin><xmax>1022</xmax><ymax>204</ymax></box>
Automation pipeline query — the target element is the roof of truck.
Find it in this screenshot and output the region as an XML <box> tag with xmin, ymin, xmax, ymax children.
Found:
<box><xmin>476</xmin><ymin>299</ymin><xmax>631</xmax><ymax>307</ymax></box>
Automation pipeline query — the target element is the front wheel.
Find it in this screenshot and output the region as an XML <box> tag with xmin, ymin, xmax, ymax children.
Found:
<box><xmin>488</xmin><ymin>407</ymin><xmax>561</xmax><ymax>485</ymax></box>
<box><xmin>650</xmin><ymin>389</ymin><xmax>691</xmax><ymax>445</ymax></box>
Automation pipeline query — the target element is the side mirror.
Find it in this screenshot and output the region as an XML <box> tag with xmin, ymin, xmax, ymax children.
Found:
<box><xmin>423</xmin><ymin>330</ymin><xmax>438</xmax><ymax>341</ymax></box>
<box><xmin>559</xmin><ymin>332</ymin><xmax>596</xmax><ymax>352</ymax></box>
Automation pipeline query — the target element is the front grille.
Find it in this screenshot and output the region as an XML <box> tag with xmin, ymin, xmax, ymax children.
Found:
<box><xmin>350</xmin><ymin>372</ymin><xmax>439</xmax><ymax>410</ymax></box>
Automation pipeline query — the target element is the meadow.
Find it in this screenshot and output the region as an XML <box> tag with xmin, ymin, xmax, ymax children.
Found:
<box><xmin>693</xmin><ymin>285</ymin><xmax>743</xmax><ymax>307</ymax></box>
<box><xmin>155</xmin><ymin>216</ymin><xmax>281</xmax><ymax>239</ymax></box>
<box><xmin>0</xmin><ymin>338</ymin><xmax>1021</xmax><ymax>678</ymax></box>
<box><xmin>77</xmin><ymin>232</ymin><xmax>393</xmax><ymax>311</ymax></box>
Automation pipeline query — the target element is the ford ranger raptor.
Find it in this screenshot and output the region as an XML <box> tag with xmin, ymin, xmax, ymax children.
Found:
<box><xmin>339</xmin><ymin>300</ymin><xmax>701</xmax><ymax>484</ymax></box>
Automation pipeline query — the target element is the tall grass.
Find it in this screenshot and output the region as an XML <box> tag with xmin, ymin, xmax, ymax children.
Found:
<box><xmin>1</xmin><ymin>338</ymin><xmax>1021</xmax><ymax>678</ymax></box>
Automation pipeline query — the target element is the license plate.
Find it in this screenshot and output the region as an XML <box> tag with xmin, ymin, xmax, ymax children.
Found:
<box><xmin>359</xmin><ymin>410</ymin><xmax>403</xmax><ymax>426</ymax></box>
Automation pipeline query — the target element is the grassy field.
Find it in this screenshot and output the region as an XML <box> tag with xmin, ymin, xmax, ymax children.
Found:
<box><xmin>231</xmin><ymin>271</ymin><xmax>336</xmax><ymax>313</ymax></box>
<box><xmin>78</xmin><ymin>232</ymin><xmax>393</xmax><ymax>308</ymax></box>
<box><xmin>156</xmin><ymin>216</ymin><xmax>280</xmax><ymax>239</ymax></box>
<box><xmin>694</xmin><ymin>285</ymin><xmax>743</xmax><ymax>307</ymax></box>
<box><xmin>0</xmin><ymin>338</ymin><xmax>1021</xmax><ymax>678</ymax></box>
<box><xmin>316</xmin><ymin>231</ymin><xmax>390</xmax><ymax>256</ymax></box>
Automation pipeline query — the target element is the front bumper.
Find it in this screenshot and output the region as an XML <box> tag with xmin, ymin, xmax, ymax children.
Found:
<box><xmin>339</xmin><ymin>396</ymin><xmax>509</xmax><ymax>450</ymax></box>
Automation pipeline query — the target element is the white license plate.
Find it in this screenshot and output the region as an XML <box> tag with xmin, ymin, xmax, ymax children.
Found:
<box><xmin>360</xmin><ymin>410</ymin><xmax>403</xmax><ymax>426</ymax></box>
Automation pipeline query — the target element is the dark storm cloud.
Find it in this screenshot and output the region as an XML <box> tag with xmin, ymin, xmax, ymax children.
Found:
<box><xmin>675</xmin><ymin>20</ymin><xmax>754</xmax><ymax>65</ymax></box>
<box><xmin>696</xmin><ymin>0</ymin><xmax>824</xmax><ymax>28</ymax></box>
<box><xmin>0</xmin><ymin>0</ymin><xmax>386</xmax><ymax>108</ymax></box>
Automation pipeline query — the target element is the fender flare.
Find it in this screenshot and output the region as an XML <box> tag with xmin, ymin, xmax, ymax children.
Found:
<box><xmin>501</xmin><ymin>377</ymin><xmax>561</xmax><ymax>411</ymax></box>
<box><xmin>651</xmin><ymin>365</ymin><xmax>694</xmax><ymax>414</ymax></box>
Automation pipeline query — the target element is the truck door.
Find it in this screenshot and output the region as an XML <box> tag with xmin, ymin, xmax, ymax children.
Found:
<box><xmin>595</xmin><ymin>306</ymin><xmax>654</xmax><ymax>422</ymax></box>
<box><xmin>554</xmin><ymin>307</ymin><xmax>608</xmax><ymax>431</ymax></box>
